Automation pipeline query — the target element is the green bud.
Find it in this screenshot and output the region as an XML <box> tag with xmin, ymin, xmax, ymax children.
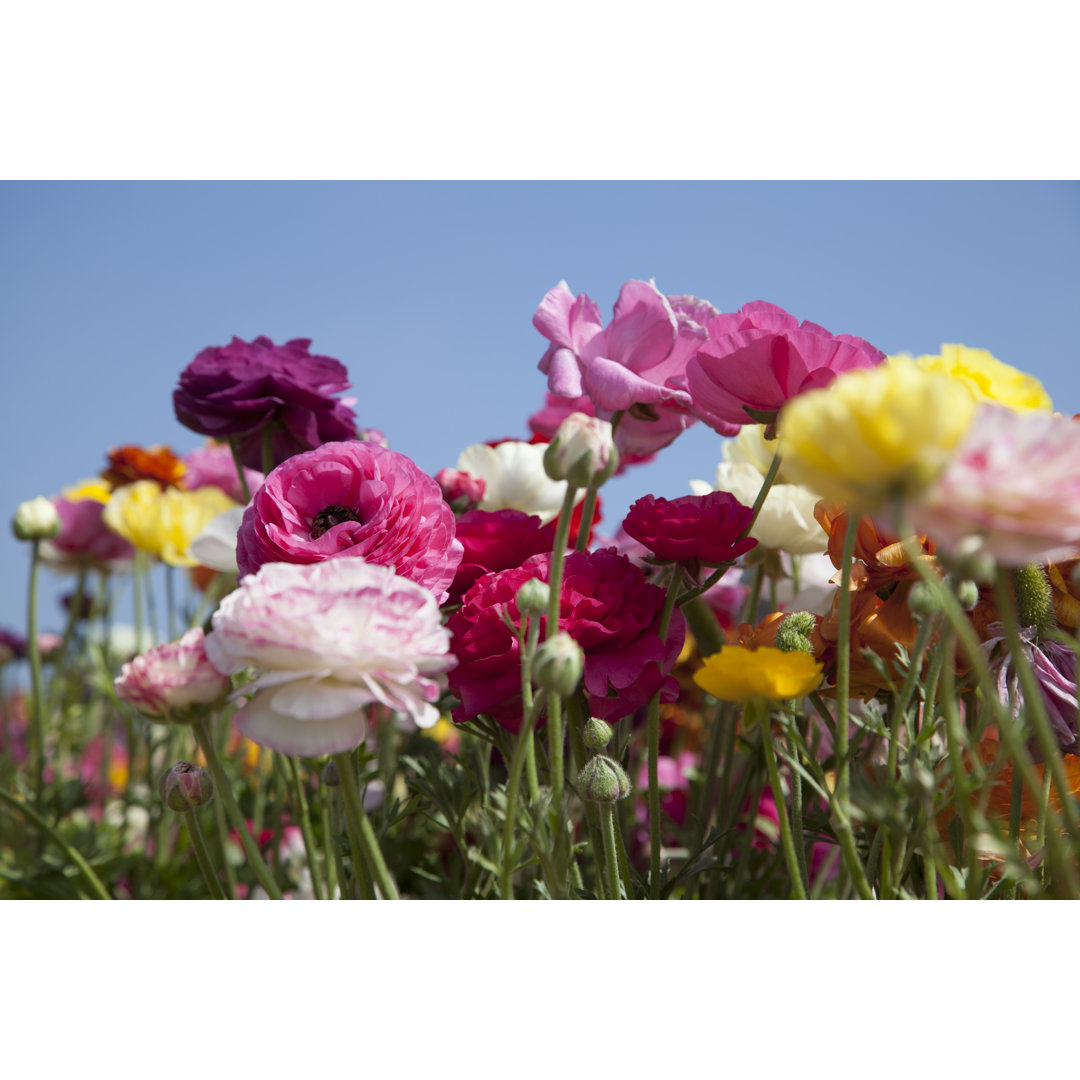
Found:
<box><xmin>12</xmin><ymin>496</ymin><xmax>60</xmax><ymax>541</ymax></box>
<box><xmin>542</xmin><ymin>413</ymin><xmax>618</xmax><ymax>489</ymax></box>
<box><xmin>1012</xmin><ymin>565</ymin><xmax>1056</xmax><ymax>638</ymax></box>
<box><xmin>578</xmin><ymin>755</ymin><xmax>632</xmax><ymax>803</ymax></box>
<box><xmin>774</xmin><ymin>611</ymin><xmax>816</xmax><ymax>655</ymax></box>
<box><xmin>516</xmin><ymin>578</ymin><xmax>551</xmax><ymax>616</ymax></box>
<box><xmin>907</xmin><ymin>580</ymin><xmax>943</xmax><ymax>620</ymax></box>
<box><xmin>158</xmin><ymin>761</ymin><xmax>213</xmax><ymax>812</ymax></box>
<box><xmin>532</xmin><ymin>631</ymin><xmax>584</xmax><ymax>698</ymax></box>
<box><xmin>582</xmin><ymin>716</ymin><xmax>614</xmax><ymax>749</ymax></box>
<box><xmin>954</xmin><ymin>579</ymin><xmax>980</xmax><ymax>612</ymax></box>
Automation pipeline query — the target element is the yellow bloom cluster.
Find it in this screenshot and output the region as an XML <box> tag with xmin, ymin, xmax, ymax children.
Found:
<box><xmin>694</xmin><ymin>646</ymin><xmax>823</xmax><ymax>702</ymax></box>
<box><xmin>103</xmin><ymin>481</ymin><xmax>237</xmax><ymax>567</ymax></box>
<box><xmin>777</xmin><ymin>359</ymin><xmax>976</xmax><ymax>512</ymax></box>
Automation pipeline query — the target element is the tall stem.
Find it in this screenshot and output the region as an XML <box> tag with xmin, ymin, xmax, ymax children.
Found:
<box><xmin>599</xmin><ymin>803</ymin><xmax>624</xmax><ymax>900</ymax></box>
<box><xmin>333</xmin><ymin>751</ymin><xmax>400</xmax><ymax>899</ymax></box>
<box><xmin>183</xmin><ymin>808</ymin><xmax>227</xmax><ymax>900</ymax></box>
<box><xmin>285</xmin><ymin>755</ymin><xmax>326</xmax><ymax>900</ymax></box>
<box><xmin>26</xmin><ymin>539</ymin><xmax>47</xmax><ymax>806</ymax></box>
<box><xmin>228</xmin><ymin>438</ymin><xmax>252</xmax><ymax>503</ymax></box>
<box><xmin>758</xmin><ymin>703</ymin><xmax>807</xmax><ymax>899</ymax></box>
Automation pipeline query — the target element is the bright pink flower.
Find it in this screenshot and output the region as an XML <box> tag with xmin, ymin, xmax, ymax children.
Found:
<box><xmin>173</xmin><ymin>335</ymin><xmax>358</xmax><ymax>469</ymax></box>
<box><xmin>434</xmin><ymin>468</ymin><xmax>486</xmax><ymax>513</ymax></box>
<box><xmin>448</xmin><ymin>509</ymin><xmax>556</xmax><ymax>605</ymax></box>
<box><xmin>44</xmin><ymin>496</ymin><xmax>135</xmax><ymax>568</ymax></box>
<box><xmin>235</xmin><ymin>441</ymin><xmax>463</xmax><ymax>603</ymax></box>
<box><xmin>622</xmin><ymin>492</ymin><xmax>758</xmax><ymax>565</ymax></box>
<box><xmin>114</xmin><ymin>627</ymin><xmax>231</xmax><ymax>720</ymax></box>
<box><xmin>535</xmin><ymin>281</ymin><xmax>720</xmax><ymax>455</ymax></box>
<box><xmin>448</xmin><ymin>549</ymin><xmax>685</xmax><ymax>729</ymax></box>
<box><xmin>686</xmin><ymin>301</ymin><xmax>886</xmax><ymax>430</ymax></box>
<box><xmin>908</xmin><ymin>406</ymin><xmax>1080</xmax><ymax>567</ymax></box>
<box><xmin>205</xmin><ymin>561</ymin><xmax>455</xmax><ymax>756</ymax></box>
<box><xmin>182</xmin><ymin>444</ymin><xmax>264</xmax><ymax>502</ymax></box>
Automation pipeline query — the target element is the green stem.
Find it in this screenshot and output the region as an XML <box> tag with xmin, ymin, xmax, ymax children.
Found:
<box><xmin>321</xmin><ymin>797</ymin><xmax>340</xmax><ymax>899</ymax></box>
<box><xmin>26</xmin><ymin>539</ymin><xmax>46</xmax><ymax>807</ymax></box>
<box><xmin>758</xmin><ymin>705</ymin><xmax>807</xmax><ymax>899</ymax></box>
<box><xmin>228</xmin><ymin>437</ymin><xmax>252</xmax><ymax>502</ymax></box>
<box><xmin>599</xmin><ymin>803</ymin><xmax>624</xmax><ymax>899</ymax></box>
<box><xmin>500</xmin><ymin>696</ymin><xmax>546</xmax><ymax>900</ymax></box>
<box><xmin>833</xmin><ymin>513</ymin><xmax>859</xmax><ymax>804</ymax></box>
<box><xmin>183</xmin><ymin>808</ymin><xmax>227</xmax><ymax>900</ymax></box>
<box><xmin>260</xmin><ymin>425</ymin><xmax>276</xmax><ymax>477</ymax></box>
<box><xmin>333</xmin><ymin>751</ymin><xmax>400</xmax><ymax>899</ymax></box>
<box><xmin>788</xmin><ymin>713</ymin><xmax>811</xmax><ymax>897</ymax></box>
<box><xmin>574</xmin><ymin>487</ymin><xmax>598</xmax><ymax>552</ymax></box>
<box><xmin>286</xmin><ymin>756</ymin><xmax>326</xmax><ymax>900</ymax></box>
<box><xmin>192</xmin><ymin>717</ymin><xmax>284</xmax><ymax>899</ymax></box>
<box><xmin>0</xmin><ymin>787</ymin><xmax>111</xmax><ymax>900</ymax></box>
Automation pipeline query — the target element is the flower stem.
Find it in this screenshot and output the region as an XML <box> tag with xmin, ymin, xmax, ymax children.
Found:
<box><xmin>758</xmin><ymin>704</ymin><xmax>807</xmax><ymax>899</ymax></box>
<box><xmin>228</xmin><ymin>437</ymin><xmax>252</xmax><ymax>502</ymax></box>
<box><xmin>574</xmin><ymin>488</ymin><xmax>598</xmax><ymax>552</ymax></box>
<box><xmin>192</xmin><ymin>717</ymin><xmax>284</xmax><ymax>899</ymax></box>
<box><xmin>183</xmin><ymin>808</ymin><xmax>227</xmax><ymax>900</ymax></box>
<box><xmin>260</xmin><ymin>426</ymin><xmax>276</xmax><ymax>477</ymax></box>
<box><xmin>599</xmin><ymin>803</ymin><xmax>623</xmax><ymax>900</ymax></box>
<box><xmin>500</xmin><ymin>696</ymin><xmax>546</xmax><ymax>900</ymax></box>
<box><xmin>333</xmin><ymin>751</ymin><xmax>400</xmax><ymax>900</ymax></box>
<box><xmin>26</xmin><ymin>539</ymin><xmax>47</xmax><ymax>807</ymax></box>
<box><xmin>285</xmin><ymin>755</ymin><xmax>326</xmax><ymax>900</ymax></box>
<box><xmin>833</xmin><ymin>513</ymin><xmax>859</xmax><ymax>805</ymax></box>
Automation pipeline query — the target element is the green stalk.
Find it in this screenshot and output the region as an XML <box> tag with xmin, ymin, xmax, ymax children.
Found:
<box><xmin>758</xmin><ymin>703</ymin><xmax>807</xmax><ymax>899</ymax></box>
<box><xmin>285</xmin><ymin>756</ymin><xmax>327</xmax><ymax>900</ymax></box>
<box><xmin>500</xmin><ymin>696</ymin><xmax>546</xmax><ymax>900</ymax></box>
<box><xmin>182</xmin><ymin>808</ymin><xmax>227</xmax><ymax>900</ymax></box>
<box><xmin>260</xmin><ymin>426</ymin><xmax>276</xmax><ymax>477</ymax></box>
<box><xmin>228</xmin><ymin>437</ymin><xmax>252</xmax><ymax>502</ymax></box>
<box><xmin>333</xmin><ymin>751</ymin><xmax>400</xmax><ymax>899</ymax></box>
<box><xmin>574</xmin><ymin>488</ymin><xmax>599</xmax><ymax>552</ymax></box>
<box><xmin>26</xmin><ymin>539</ymin><xmax>47</xmax><ymax>806</ymax></box>
<box><xmin>599</xmin><ymin>803</ymin><xmax>624</xmax><ymax>899</ymax></box>
<box><xmin>833</xmin><ymin>513</ymin><xmax>859</xmax><ymax>804</ymax></box>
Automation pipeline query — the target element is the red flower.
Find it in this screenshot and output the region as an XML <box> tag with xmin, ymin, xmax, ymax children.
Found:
<box><xmin>448</xmin><ymin>509</ymin><xmax>556</xmax><ymax>605</ymax></box>
<box><xmin>622</xmin><ymin>492</ymin><xmax>758</xmax><ymax>565</ymax></box>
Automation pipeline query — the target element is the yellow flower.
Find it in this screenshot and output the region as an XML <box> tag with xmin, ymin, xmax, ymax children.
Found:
<box><xmin>62</xmin><ymin>477</ymin><xmax>113</xmax><ymax>503</ymax></box>
<box><xmin>777</xmin><ymin>359</ymin><xmax>976</xmax><ymax>512</ymax></box>
<box><xmin>893</xmin><ymin>344</ymin><xmax>1053</xmax><ymax>413</ymax></box>
<box><xmin>103</xmin><ymin>481</ymin><xmax>237</xmax><ymax>566</ymax></box>
<box><xmin>694</xmin><ymin>646</ymin><xmax>823</xmax><ymax>702</ymax></box>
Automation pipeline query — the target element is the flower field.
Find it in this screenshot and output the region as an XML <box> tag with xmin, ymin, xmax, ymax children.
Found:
<box><xmin>3</xmin><ymin>280</ymin><xmax>1079</xmax><ymax>900</ymax></box>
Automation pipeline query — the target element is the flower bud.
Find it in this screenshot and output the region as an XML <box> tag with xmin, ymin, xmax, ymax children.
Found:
<box><xmin>159</xmin><ymin>761</ymin><xmax>213</xmax><ymax>812</ymax></box>
<box><xmin>1012</xmin><ymin>564</ymin><xmax>1055</xmax><ymax>637</ymax></box>
<box><xmin>543</xmin><ymin>413</ymin><xmax>618</xmax><ymax>489</ymax></box>
<box><xmin>774</xmin><ymin>611</ymin><xmax>816</xmax><ymax>655</ymax></box>
<box><xmin>434</xmin><ymin>468</ymin><xmax>486</xmax><ymax>514</ymax></box>
<box><xmin>954</xmin><ymin>579</ymin><xmax>980</xmax><ymax>612</ymax></box>
<box><xmin>578</xmin><ymin>755</ymin><xmax>632</xmax><ymax>803</ymax></box>
<box><xmin>12</xmin><ymin>496</ymin><xmax>61</xmax><ymax>541</ymax></box>
<box><xmin>515</xmin><ymin>578</ymin><xmax>551</xmax><ymax>616</ymax></box>
<box><xmin>582</xmin><ymin>716</ymin><xmax>614</xmax><ymax>749</ymax></box>
<box><xmin>321</xmin><ymin>760</ymin><xmax>340</xmax><ymax>788</ymax></box>
<box><xmin>907</xmin><ymin>581</ymin><xmax>943</xmax><ymax>620</ymax></box>
<box><xmin>532</xmin><ymin>631</ymin><xmax>584</xmax><ymax>698</ymax></box>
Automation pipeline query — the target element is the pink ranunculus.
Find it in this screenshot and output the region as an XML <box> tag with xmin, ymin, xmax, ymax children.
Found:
<box><xmin>448</xmin><ymin>548</ymin><xmax>685</xmax><ymax>730</ymax></box>
<box><xmin>235</xmin><ymin>441</ymin><xmax>463</xmax><ymax>603</ymax></box>
<box><xmin>114</xmin><ymin>627</ymin><xmax>231</xmax><ymax>720</ymax></box>
<box><xmin>434</xmin><ymin>468</ymin><xmax>486</xmax><ymax>513</ymax></box>
<box><xmin>907</xmin><ymin>406</ymin><xmax>1080</xmax><ymax>567</ymax></box>
<box><xmin>173</xmin><ymin>335</ymin><xmax>358</xmax><ymax>470</ymax></box>
<box><xmin>43</xmin><ymin>496</ymin><xmax>135</xmax><ymax>569</ymax></box>
<box><xmin>182</xmin><ymin>444</ymin><xmax>264</xmax><ymax>503</ymax></box>
<box><xmin>686</xmin><ymin>300</ymin><xmax>886</xmax><ymax>431</ymax></box>
<box><xmin>535</xmin><ymin>280</ymin><xmax>720</xmax><ymax>455</ymax></box>
<box><xmin>622</xmin><ymin>492</ymin><xmax>759</xmax><ymax>565</ymax></box>
<box><xmin>204</xmin><ymin>561</ymin><xmax>455</xmax><ymax>757</ymax></box>
<box><xmin>448</xmin><ymin>509</ymin><xmax>556</xmax><ymax>605</ymax></box>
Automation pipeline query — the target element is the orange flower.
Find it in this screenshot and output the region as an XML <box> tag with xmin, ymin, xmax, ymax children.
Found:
<box><xmin>1048</xmin><ymin>557</ymin><xmax>1080</xmax><ymax>630</ymax></box>
<box><xmin>102</xmin><ymin>444</ymin><xmax>187</xmax><ymax>490</ymax></box>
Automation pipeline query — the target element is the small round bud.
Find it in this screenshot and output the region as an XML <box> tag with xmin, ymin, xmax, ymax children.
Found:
<box><xmin>543</xmin><ymin>413</ymin><xmax>618</xmax><ymax>489</ymax></box>
<box><xmin>582</xmin><ymin>716</ymin><xmax>614</xmax><ymax>750</ymax></box>
<box><xmin>907</xmin><ymin>581</ymin><xmax>943</xmax><ymax>619</ymax></box>
<box><xmin>774</xmin><ymin>611</ymin><xmax>816</xmax><ymax>655</ymax></box>
<box><xmin>954</xmin><ymin>579</ymin><xmax>980</xmax><ymax>612</ymax></box>
<box><xmin>532</xmin><ymin>631</ymin><xmax>584</xmax><ymax>698</ymax></box>
<box><xmin>321</xmin><ymin>760</ymin><xmax>340</xmax><ymax>788</ymax></box>
<box><xmin>12</xmin><ymin>496</ymin><xmax>60</xmax><ymax>541</ymax></box>
<box><xmin>516</xmin><ymin>578</ymin><xmax>551</xmax><ymax>616</ymax></box>
<box><xmin>578</xmin><ymin>755</ymin><xmax>632</xmax><ymax>803</ymax></box>
<box><xmin>158</xmin><ymin>761</ymin><xmax>213</xmax><ymax>812</ymax></box>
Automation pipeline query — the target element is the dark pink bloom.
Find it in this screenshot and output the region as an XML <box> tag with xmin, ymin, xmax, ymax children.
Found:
<box><xmin>435</xmin><ymin>468</ymin><xmax>487</xmax><ymax>513</ymax></box>
<box><xmin>686</xmin><ymin>301</ymin><xmax>886</xmax><ymax>430</ymax></box>
<box><xmin>448</xmin><ymin>509</ymin><xmax>556</xmax><ymax>605</ymax></box>
<box><xmin>535</xmin><ymin>281</ymin><xmax>721</xmax><ymax>455</ymax></box>
<box><xmin>45</xmin><ymin>496</ymin><xmax>135</xmax><ymax>568</ymax></box>
<box><xmin>182</xmin><ymin>444</ymin><xmax>264</xmax><ymax>502</ymax></box>
<box><xmin>622</xmin><ymin>492</ymin><xmax>758</xmax><ymax>565</ymax></box>
<box><xmin>174</xmin><ymin>335</ymin><xmax>358</xmax><ymax>469</ymax></box>
<box><xmin>448</xmin><ymin>548</ymin><xmax>685</xmax><ymax>729</ymax></box>
<box><xmin>235</xmin><ymin>441</ymin><xmax>463</xmax><ymax>604</ymax></box>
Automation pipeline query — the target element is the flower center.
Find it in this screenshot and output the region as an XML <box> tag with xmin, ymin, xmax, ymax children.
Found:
<box><xmin>310</xmin><ymin>504</ymin><xmax>362</xmax><ymax>539</ymax></box>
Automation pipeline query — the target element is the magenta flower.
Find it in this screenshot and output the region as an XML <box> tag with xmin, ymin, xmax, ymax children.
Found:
<box><xmin>182</xmin><ymin>444</ymin><xmax>264</xmax><ymax>502</ymax></box>
<box><xmin>434</xmin><ymin>468</ymin><xmax>487</xmax><ymax>513</ymax></box>
<box><xmin>448</xmin><ymin>548</ymin><xmax>685</xmax><ymax>729</ymax></box>
<box><xmin>114</xmin><ymin>628</ymin><xmax>231</xmax><ymax>720</ymax></box>
<box><xmin>535</xmin><ymin>280</ymin><xmax>720</xmax><ymax>455</ymax></box>
<box><xmin>236</xmin><ymin>441</ymin><xmax>463</xmax><ymax>603</ymax></box>
<box><xmin>173</xmin><ymin>335</ymin><xmax>358</xmax><ymax>469</ymax></box>
<box><xmin>44</xmin><ymin>496</ymin><xmax>135</xmax><ymax>569</ymax></box>
<box><xmin>204</xmin><ymin>561</ymin><xmax>455</xmax><ymax>756</ymax></box>
<box><xmin>908</xmin><ymin>406</ymin><xmax>1080</xmax><ymax>567</ymax></box>
<box><xmin>686</xmin><ymin>301</ymin><xmax>886</xmax><ymax>430</ymax></box>
<box><xmin>448</xmin><ymin>509</ymin><xmax>556</xmax><ymax>605</ymax></box>
<box><xmin>622</xmin><ymin>492</ymin><xmax>758</xmax><ymax>565</ymax></box>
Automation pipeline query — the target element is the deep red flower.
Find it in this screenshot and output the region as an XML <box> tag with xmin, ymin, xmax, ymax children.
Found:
<box><xmin>448</xmin><ymin>509</ymin><xmax>556</xmax><ymax>605</ymax></box>
<box><xmin>622</xmin><ymin>492</ymin><xmax>758</xmax><ymax>565</ymax></box>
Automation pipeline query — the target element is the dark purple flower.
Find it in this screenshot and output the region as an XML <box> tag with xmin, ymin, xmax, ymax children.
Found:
<box><xmin>174</xmin><ymin>336</ymin><xmax>358</xmax><ymax>469</ymax></box>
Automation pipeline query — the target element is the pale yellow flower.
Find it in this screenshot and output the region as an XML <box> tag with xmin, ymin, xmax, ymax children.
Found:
<box><xmin>891</xmin><ymin>344</ymin><xmax>1052</xmax><ymax>412</ymax></box>
<box><xmin>103</xmin><ymin>481</ymin><xmax>238</xmax><ymax>566</ymax></box>
<box><xmin>62</xmin><ymin>478</ymin><xmax>113</xmax><ymax>503</ymax></box>
<box><xmin>778</xmin><ymin>360</ymin><xmax>976</xmax><ymax>512</ymax></box>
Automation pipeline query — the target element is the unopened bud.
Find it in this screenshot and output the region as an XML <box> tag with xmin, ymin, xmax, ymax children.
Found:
<box><xmin>582</xmin><ymin>717</ymin><xmax>614</xmax><ymax>749</ymax></box>
<box><xmin>12</xmin><ymin>496</ymin><xmax>60</xmax><ymax>541</ymax></box>
<box><xmin>158</xmin><ymin>761</ymin><xmax>213</xmax><ymax>812</ymax></box>
<box><xmin>578</xmin><ymin>755</ymin><xmax>632</xmax><ymax>803</ymax></box>
<box><xmin>774</xmin><ymin>611</ymin><xmax>816</xmax><ymax>655</ymax></box>
<box><xmin>532</xmin><ymin>631</ymin><xmax>584</xmax><ymax>697</ymax></box>
<box><xmin>321</xmin><ymin>760</ymin><xmax>340</xmax><ymax>788</ymax></box>
<box><xmin>907</xmin><ymin>581</ymin><xmax>943</xmax><ymax>620</ymax></box>
<box><xmin>543</xmin><ymin>413</ymin><xmax>618</xmax><ymax>489</ymax></box>
<box><xmin>1012</xmin><ymin>564</ymin><xmax>1055</xmax><ymax>637</ymax></box>
<box><xmin>954</xmin><ymin>579</ymin><xmax>980</xmax><ymax>612</ymax></box>
<box><xmin>516</xmin><ymin>578</ymin><xmax>551</xmax><ymax>616</ymax></box>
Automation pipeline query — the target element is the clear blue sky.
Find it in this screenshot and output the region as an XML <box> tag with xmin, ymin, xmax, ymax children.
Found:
<box><xmin>2</xmin><ymin>181</ymin><xmax>1078</xmax><ymax>643</ymax></box>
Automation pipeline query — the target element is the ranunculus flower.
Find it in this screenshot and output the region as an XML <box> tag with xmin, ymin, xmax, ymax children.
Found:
<box><xmin>235</xmin><ymin>441</ymin><xmax>462</xmax><ymax>603</ymax></box>
<box><xmin>694</xmin><ymin>645</ymin><xmax>824</xmax><ymax>701</ymax></box>
<box><xmin>189</xmin><ymin>506</ymin><xmax>246</xmax><ymax>573</ymax></box>
<box><xmin>102</xmin><ymin>444</ymin><xmax>187</xmax><ymax>490</ymax></box>
<box><xmin>686</xmin><ymin>300</ymin><xmax>886</xmax><ymax>431</ymax></box>
<box><xmin>173</xmin><ymin>335</ymin><xmax>358</xmax><ymax>469</ymax></box>
<box><xmin>622</xmin><ymin>492</ymin><xmax>758</xmax><ymax>565</ymax></box>
<box><xmin>43</xmin><ymin>494</ymin><xmax>136</xmax><ymax>569</ymax></box>
<box><xmin>448</xmin><ymin>509</ymin><xmax>556</xmax><ymax>604</ymax></box>
<box><xmin>182</xmin><ymin>443</ymin><xmax>264</xmax><ymax>502</ymax></box>
<box><xmin>535</xmin><ymin>280</ymin><xmax>718</xmax><ymax>455</ymax></box>
<box><xmin>114</xmin><ymin>627</ymin><xmax>231</xmax><ymax>720</ymax></box>
<box><xmin>204</xmin><ymin>561</ymin><xmax>455</xmax><ymax>756</ymax></box>
<box><xmin>543</xmin><ymin>412</ymin><xmax>617</xmax><ymax>488</ymax></box>
<box><xmin>448</xmin><ymin>548</ymin><xmax>686</xmax><ymax>729</ymax></box>
<box><xmin>777</xmin><ymin>359</ymin><xmax>977</xmax><ymax>512</ymax></box>
<box><xmin>434</xmin><ymin>468</ymin><xmax>486</xmax><ymax>513</ymax></box>
<box><xmin>907</xmin><ymin>405</ymin><xmax>1080</xmax><ymax>567</ymax></box>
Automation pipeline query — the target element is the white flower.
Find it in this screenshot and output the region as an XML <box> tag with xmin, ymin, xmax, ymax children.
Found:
<box><xmin>457</xmin><ymin>440</ymin><xmax>584</xmax><ymax>525</ymax></box>
<box><xmin>189</xmin><ymin>506</ymin><xmax>246</xmax><ymax>572</ymax></box>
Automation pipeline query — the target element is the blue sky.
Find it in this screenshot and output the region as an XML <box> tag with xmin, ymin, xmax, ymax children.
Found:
<box><xmin>1</xmin><ymin>181</ymin><xmax>1078</xmax><ymax>646</ymax></box>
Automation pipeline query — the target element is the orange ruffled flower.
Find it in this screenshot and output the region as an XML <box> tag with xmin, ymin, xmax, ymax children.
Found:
<box><xmin>102</xmin><ymin>444</ymin><xmax>187</xmax><ymax>490</ymax></box>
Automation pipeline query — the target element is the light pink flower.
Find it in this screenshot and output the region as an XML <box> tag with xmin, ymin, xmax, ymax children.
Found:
<box><xmin>114</xmin><ymin>627</ymin><xmax>231</xmax><ymax>720</ymax></box>
<box><xmin>908</xmin><ymin>406</ymin><xmax>1080</xmax><ymax>566</ymax></box>
<box><xmin>205</xmin><ymin>561</ymin><xmax>455</xmax><ymax>756</ymax></box>
<box><xmin>535</xmin><ymin>281</ymin><xmax>722</xmax><ymax>454</ymax></box>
